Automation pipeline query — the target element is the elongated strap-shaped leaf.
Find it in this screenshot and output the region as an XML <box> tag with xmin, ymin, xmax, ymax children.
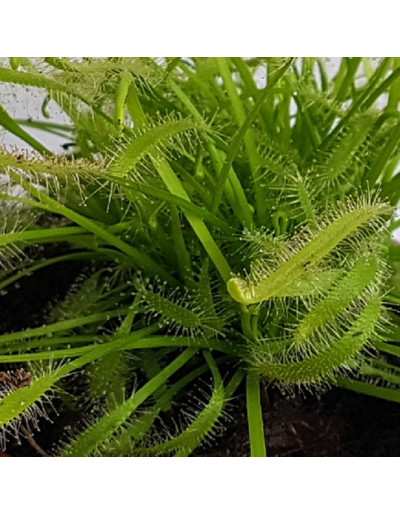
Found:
<box><xmin>114</xmin><ymin>85</ymin><xmax>232</xmax><ymax>281</ymax></box>
<box><xmin>366</xmin><ymin>119</ymin><xmax>400</xmax><ymax>184</ymax></box>
<box><xmin>168</xmin><ymin>81</ymin><xmax>254</xmax><ymax>229</ymax></box>
<box><xmin>0</xmin><ymin>226</ymin><xmax>92</xmax><ymax>248</ymax></box>
<box><xmin>0</xmin><ymin>67</ymin><xmax>112</xmax><ymax>124</ymax></box>
<box><xmin>217</xmin><ymin>58</ymin><xmax>261</xmax><ymax>178</ymax></box>
<box><xmin>0</xmin><ymin>67</ymin><xmax>77</xmax><ymax>93</ymax></box>
<box><xmin>89</xmin><ymin>310</ymin><xmax>136</xmax><ymax>406</ymax></box>
<box><xmin>148</xmin><ymin>366</ymin><xmax>244</xmax><ymax>457</ymax></box>
<box><xmin>102</xmin><ymin>362</ymin><xmax>212</xmax><ymax>456</ymax></box>
<box><xmin>0</xmin><ymin>308</ymin><xmax>131</xmax><ymax>347</ymax></box>
<box><xmin>129</xmin><ymin>182</ymin><xmax>231</xmax><ymax>232</ymax></box>
<box><xmin>108</xmin><ymin>118</ymin><xmax>197</xmax><ymax>177</ymax></box>
<box><xmin>294</xmin><ymin>254</ymin><xmax>381</xmax><ymax>345</ymax></box>
<box><xmin>62</xmin><ymin>348</ymin><xmax>195</xmax><ymax>456</ymax></box>
<box><xmin>359</xmin><ymin>360</ymin><xmax>400</xmax><ymax>385</ymax></box>
<box><xmin>155</xmin><ymin>159</ymin><xmax>232</xmax><ymax>281</ymax></box>
<box><xmin>321</xmin><ymin>114</ymin><xmax>376</xmax><ymax>181</ymax></box>
<box><xmin>0</xmin><ymin>149</ymin><xmax>104</xmax><ymax>180</ymax></box>
<box><xmin>214</xmin><ymin>58</ymin><xmax>293</xmax><ymax>223</ymax></box>
<box><xmin>291</xmin><ymin>173</ymin><xmax>317</xmax><ymax>227</ymax></box>
<box><xmin>254</xmin><ymin>296</ymin><xmax>382</xmax><ymax>385</ymax></box>
<box><xmin>0</xmin><ymin>326</ymin><xmax>156</xmax><ymax>429</ymax></box>
<box><xmin>0</xmin><ymin>104</ymin><xmax>50</xmax><ymax>155</ymax></box>
<box><xmin>0</xmin><ymin>372</ymin><xmax>61</xmax><ymax>428</ymax></box>
<box><xmin>157</xmin><ymin>384</ymin><xmax>225</xmax><ymax>456</ymax></box>
<box><xmin>0</xmin><ymin>332</ymin><xmax>232</xmax><ymax>364</ymax></box>
<box><xmin>228</xmin><ymin>198</ymin><xmax>389</xmax><ymax>305</ymax></box>
<box><xmin>142</xmin><ymin>352</ymin><xmax>225</xmax><ymax>456</ymax></box>
<box><xmin>274</xmin><ymin>269</ymin><xmax>342</xmax><ymax>298</ymax></box>
<box><xmin>2</xmin><ymin>335</ymin><xmax>99</xmax><ymax>355</ymax></box>
<box><xmin>322</xmin><ymin>59</ymin><xmax>393</xmax><ymax>146</ymax></box>
<box><xmin>0</xmin><ymin>250</ymin><xmax>130</xmax><ymax>292</ymax></box>
<box><xmin>0</xmin><ymin>309</ymin><xmax>129</xmax><ymax>347</ymax></box>
<box><xmin>337</xmin><ymin>377</ymin><xmax>400</xmax><ymax>404</ymax></box>
<box><xmin>6</xmin><ymin>170</ymin><xmax>175</xmax><ymax>284</ymax></box>
<box><xmin>137</xmin><ymin>285</ymin><xmax>222</xmax><ymax>337</ymax></box>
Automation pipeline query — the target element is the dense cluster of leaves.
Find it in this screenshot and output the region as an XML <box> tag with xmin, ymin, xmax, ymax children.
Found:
<box><xmin>0</xmin><ymin>57</ymin><xmax>399</xmax><ymax>456</ymax></box>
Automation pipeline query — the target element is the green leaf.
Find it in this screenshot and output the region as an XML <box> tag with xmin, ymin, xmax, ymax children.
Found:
<box><xmin>227</xmin><ymin>197</ymin><xmax>390</xmax><ymax>305</ymax></box>
<box><xmin>108</xmin><ymin>117</ymin><xmax>198</xmax><ymax>177</ymax></box>
<box><xmin>62</xmin><ymin>348</ymin><xmax>196</xmax><ymax>456</ymax></box>
<box><xmin>0</xmin><ymin>104</ymin><xmax>50</xmax><ymax>155</ymax></box>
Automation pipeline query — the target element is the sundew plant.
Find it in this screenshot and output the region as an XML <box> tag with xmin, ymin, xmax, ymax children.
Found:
<box><xmin>0</xmin><ymin>57</ymin><xmax>400</xmax><ymax>456</ymax></box>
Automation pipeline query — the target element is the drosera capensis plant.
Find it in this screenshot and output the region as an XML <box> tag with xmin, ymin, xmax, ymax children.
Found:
<box><xmin>0</xmin><ymin>57</ymin><xmax>399</xmax><ymax>456</ymax></box>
